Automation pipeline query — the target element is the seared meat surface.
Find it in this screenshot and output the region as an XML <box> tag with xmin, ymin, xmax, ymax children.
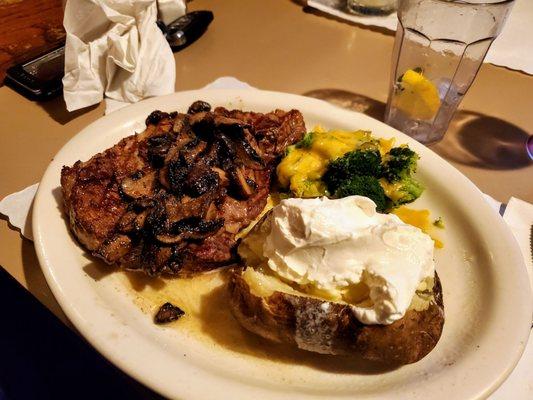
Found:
<box><xmin>61</xmin><ymin>102</ymin><xmax>306</xmax><ymax>275</ymax></box>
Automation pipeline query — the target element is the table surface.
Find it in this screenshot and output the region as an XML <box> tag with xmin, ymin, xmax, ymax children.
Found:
<box><xmin>1</xmin><ymin>0</ymin><xmax>532</xmax><ymax>323</ymax></box>
<box><xmin>0</xmin><ymin>0</ymin><xmax>65</xmax><ymax>83</ymax></box>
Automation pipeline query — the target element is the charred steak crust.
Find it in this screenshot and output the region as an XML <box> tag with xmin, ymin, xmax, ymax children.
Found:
<box><xmin>61</xmin><ymin>102</ymin><xmax>306</xmax><ymax>276</ymax></box>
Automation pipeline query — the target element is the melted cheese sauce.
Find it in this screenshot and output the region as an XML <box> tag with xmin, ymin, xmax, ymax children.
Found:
<box><xmin>276</xmin><ymin>127</ymin><xmax>394</xmax><ymax>198</ymax></box>
<box><xmin>393</xmin><ymin>206</ymin><xmax>443</xmax><ymax>248</ymax></box>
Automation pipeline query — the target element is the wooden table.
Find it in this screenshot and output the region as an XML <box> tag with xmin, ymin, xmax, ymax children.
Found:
<box><xmin>1</xmin><ymin>0</ymin><xmax>532</xmax><ymax>326</ymax></box>
<box><xmin>0</xmin><ymin>0</ymin><xmax>65</xmax><ymax>83</ymax></box>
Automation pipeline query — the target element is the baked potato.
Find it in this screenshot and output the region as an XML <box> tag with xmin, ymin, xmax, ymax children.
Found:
<box><xmin>227</xmin><ymin>212</ymin><xmax>444</xmax><ymax>365</ymax></box>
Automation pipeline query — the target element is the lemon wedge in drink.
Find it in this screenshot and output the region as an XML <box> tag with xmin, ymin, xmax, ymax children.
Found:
<box><xmin>394</xmin><ymin>69</ymin><xmax>441</xmax><ymax>120</ymax></box>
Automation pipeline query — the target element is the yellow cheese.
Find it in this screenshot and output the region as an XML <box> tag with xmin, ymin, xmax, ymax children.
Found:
<box><xmin>393</xmin><ymin>206</ymin><xmax>444</xmax><ymax>248</ymax></box>
<box><xmin>276</xmin><ymin>128</ymin><xmax>378</xmax><ymax>198</ymax></box>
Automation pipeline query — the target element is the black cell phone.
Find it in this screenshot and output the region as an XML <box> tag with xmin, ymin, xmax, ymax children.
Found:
<box><xmin>5</xmin><ymin>10</ymin><xmax>214</xmax><ymax>102</ymax></box>
<box><xmin>5</xmin><ymin>45</ymin><xmax>65</xmax><ymax>101</ymax></box>
<box><xmin>161</xmin><ymin>10</ymin><xmax>214</xmax><ymax>50</ymax></box>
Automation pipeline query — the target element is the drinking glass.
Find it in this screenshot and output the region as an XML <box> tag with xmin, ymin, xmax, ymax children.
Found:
<box><xmin>385</xmin><ymin>0</ymin><xmax>515</xmax><ymax>144</ymax></box>
<box><xmin>347</xmin><ymin>0</ymin><xmax>397</xmax><ymax>15</ymax></box>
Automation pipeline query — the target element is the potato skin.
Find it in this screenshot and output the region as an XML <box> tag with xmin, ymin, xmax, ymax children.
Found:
<box><xmin>228</xmin><ymin>269</ymin><xmax>444</xmax><ymax>365</ymax></box>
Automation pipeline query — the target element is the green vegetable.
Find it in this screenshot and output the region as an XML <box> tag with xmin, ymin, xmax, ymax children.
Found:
<box><xmin>323</xmin><ymin>149</ymin><xmax>382</xmax><ymax>191</ymax></box>
<box><xmin>380</xmin><ymin>146</ymin><xmax>424</xmax><ymax>207</ymax></box>
<box><xmin>295</xmin><ymin>132</ymin><xmax>315</xmax><ymax>149</ymax></box>
<box><xmin>333</xmin><ymin>176</ymin><xmax>388</xmax><ymax>213</ymax></box>
<box><xmin>382</xmin><ymin>147</ymin><xmax>419</xmax><ymax>182</ymax></box>
<box><xmin>389</xmin><ymin>176</ymin><xmax>425</xmax><ymax>208</ymax></box>
<box><xmin>433</xmin><ymin>217</ymin><xmax>444</xmax><ymax>229</ymax></box>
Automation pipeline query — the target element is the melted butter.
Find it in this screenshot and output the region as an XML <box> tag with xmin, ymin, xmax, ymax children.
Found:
<box><xmin>116</xmin><ymin>270</ymin><xmax>395</xmax><ymax>373</ymax></box>
<box><xmin>393</xmin><ymin>206</ymin><xmax>443</xmax><ymax>248</ymax></box>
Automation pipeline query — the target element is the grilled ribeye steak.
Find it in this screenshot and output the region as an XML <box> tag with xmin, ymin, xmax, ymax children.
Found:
<box><xmin>61</xmin><ymin>101</ymin><xmax>306</xmax><ymax>276</ymax></box>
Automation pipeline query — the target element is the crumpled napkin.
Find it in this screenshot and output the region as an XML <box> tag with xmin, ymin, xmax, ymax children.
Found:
<box><xmin>0</xmin><ymin>184</ymin><xmax>38</xmax><ymax>241</ymax></box>
<box><xmin>62</xmin><ymin>0</ymin><xmax>185</xmax><ymax>112</ymax></box>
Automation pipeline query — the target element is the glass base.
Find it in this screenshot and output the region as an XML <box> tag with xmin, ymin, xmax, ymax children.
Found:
<box><xmin>346</xmin><ymin>1</ymin><xmax>396</xmax><ymax>16</ymax></box>
<box><xmin>385</xmin><ymin>109</ymin><xmax>449</xmax><ymax>145</ymax></box>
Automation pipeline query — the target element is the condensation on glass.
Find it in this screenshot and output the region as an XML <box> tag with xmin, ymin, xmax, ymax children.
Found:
<box><xmin>385</xmin><ymin>0</ymin><xmax>515</xmax><ymax>144</ymax></box>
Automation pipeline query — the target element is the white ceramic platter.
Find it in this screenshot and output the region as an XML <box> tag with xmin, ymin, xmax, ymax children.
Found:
<box><xmin>33</xmin><ymin>89</ymin><xmax>532</xmax><ymax>400</ymax></box>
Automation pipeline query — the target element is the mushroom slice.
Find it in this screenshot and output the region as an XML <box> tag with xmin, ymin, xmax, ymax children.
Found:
<box><xmin>143</xmin><ymin>202</ymin><xmax>167</xmax><ymax>239</ymax></box>
<box><xmin>156</xmin><ymin>233</ymin><xmax>185</xmax><ymax>244</ymax></box>
<box><xmin>117</xmin><ymin>211</ymin><xmax>137</xmax><ymax>233</ymax></box>
<box><xmin>188</xmin><ymin>100</ymin><xmax>211</xmax><ymax>114</ymax></box>
<box><xmin>145</xmin><ymin>110</ymin><xmax>170</xmax><ymax>126</ymax></box>
<box><xmin>130</xmin><ymin>198</ymin><xmax>155</xmax><ymax>211</ymax></box>
<box><xmin>154</xmin><ymin>302</ymin><xmax>185</xmax><ymax>324</ymax></box>
<box><xmin>214</xmin><ymin>116</ymin><xmax>264</xmax><ymax>166</ymax></box>
<box><xmin>156</xmin><ymin>217</ymin><xmax>224</xmax><ymax>244</ymax></box>
<box><xmin>212</xmin><ymin>167</ymin><xmax>229</xmax><ymax>185</ymax></box>
<box><xmin>181</xmin><ymin>139</ymin><xmax>207</xmax><ymax>164</ymax></box>
<box><xmin>229</xmin><ymin>166</ymin><xmax>256</xmax><ymax>198</ymax></box>
<box><xmin>172</xmin><ymin>113</ymin><xmax>191</xmax><ymax>133</ymax></box>
<box><xmin>166</xmin><ymin>155</ymin><xmax>190</xmax><ymax>193</ymax></box>
<box><xmin>141</xmin><ymin>242</ymin><xmax>173</xmax><ymax>276</ymax></box>
<box><xmin>134</xmin><ymin>209</ymin><xmax>149</xmax><ymax>230</ymax></box>
<box><xmin>97</xmin><ymin>234</ymin><xmax>132</xmax><ymax>263</ymax></box>
<box><xmin>186</xmin><ymin>168</ymin><xmax>220</xmax><ymax>197</ymax></box>
<box><xmin>147</xmin><ymin>134</ymin><xmax>174</xmax><ymax>168</ymax></box>
<box><xmin>173</xmin><ymin>217</ymin><xmax>225</xmax><ymax>240</ymax></box>
<box><xmin>120</xmin><ymin>171</ymin><xmax>157</xmax><ymax>199</ymax></box>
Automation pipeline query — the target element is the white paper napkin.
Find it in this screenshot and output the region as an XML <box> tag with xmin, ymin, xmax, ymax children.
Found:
<box><xmin>490</xmin><ymin>195</ymin><xmax>533</xmax><ymax>400</ymax></box>
<box><xmin>308</xmin><ymin>0</ymin><xmax>533</xmax><ymax>75</ymax></box>
<box><xmin>62</xmin><ymin>0</ymin><xmax>185</xmax><ymax>113</ymax></box>
<box><xmin>0</xmin><ymin>184</ymin><xmax>38</xmax><ymax>241</ymax></box>
<box><xmin>0</xmin><ymin>77</ymin><xmax>531</xmax><ymax>398</ymax></box>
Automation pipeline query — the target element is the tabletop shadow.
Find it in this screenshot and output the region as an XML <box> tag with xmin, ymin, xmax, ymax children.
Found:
<box><xmin>303</xmin><ymin>88</ymin><xmax>386</xmax><ymax>121</ymax></box>
<box><xmin>430</xmin><ymin>111</ymin><xmax>532</xmax><ymax>170</ymax></box>
<box><xmin>38</xmin><ymin>96</ymin><xmax>98</xmax><ymax>125</ymax></box>
<box><xmin>197</xmin><ymin>272</ymin><xmax>400</xmax><ymax>376</ymax></box>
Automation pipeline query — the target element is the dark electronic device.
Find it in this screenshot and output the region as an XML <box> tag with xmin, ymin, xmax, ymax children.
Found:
<box><xmin>5</xmin><ymin>45</ymin><xmax>65</xmax><ymax>101</ymax></box>
<box><xmin>5</xmin><ymin>10</ymin><xmax>214</xmax><ymax>101</ymax></box>
<box><xmin>159</xmin><ymin>10</ymin><xmax>214</xmax><ymax>50</ymax></box>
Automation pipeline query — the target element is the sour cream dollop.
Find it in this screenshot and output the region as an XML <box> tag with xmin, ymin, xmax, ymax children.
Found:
<box><xmin>262</xmin><ymin>196</ymin><xmax>435</xmax><ymax>325</ymax></box>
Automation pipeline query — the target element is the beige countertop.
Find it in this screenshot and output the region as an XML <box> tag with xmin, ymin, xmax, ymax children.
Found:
<box><xmin>0</xmin><ymin>0</ymin><xmax>532</xmax><ymax>322</ymax></box>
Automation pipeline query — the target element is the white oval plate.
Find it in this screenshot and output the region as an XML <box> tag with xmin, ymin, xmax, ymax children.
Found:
<box><xmin>33</xmin><ymin>89</ymin><xmax>531</xmax><ymax>400</ymax></box>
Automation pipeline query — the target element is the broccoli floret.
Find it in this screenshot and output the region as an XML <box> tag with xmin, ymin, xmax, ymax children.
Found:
<box><xmin>334</xmin><ymin>176</ymin><xmax>388</xmax><ymax>212</ymax></box>
<box><xmin>323</xmin><ymin>149</ymin><xmax>382</xmax><ymax>191</ymax></box>
<box><xmin>382</xmin><ymin>146</ymin><xmax>418</xmax><ymax>182</ymax></box>
<box><xmin>295</xmin><ymin>132</ymin><xmax>315</xmax><ymax>149</ymax></box>
<box><xmin>389</xmin><ymin>176</ymin><xmax>425</xmax><ymax>207</ymax></box>
<box><xmin>381</xmin><ymin>147</ymin><xmax>424</xmax><ymax>207</ymax></box>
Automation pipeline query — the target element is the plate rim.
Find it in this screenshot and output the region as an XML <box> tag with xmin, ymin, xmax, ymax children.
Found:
<box><xmin>32</xmin><ymin>88</ymin><xmax>532</xmax><ymax>399</ymax></box>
